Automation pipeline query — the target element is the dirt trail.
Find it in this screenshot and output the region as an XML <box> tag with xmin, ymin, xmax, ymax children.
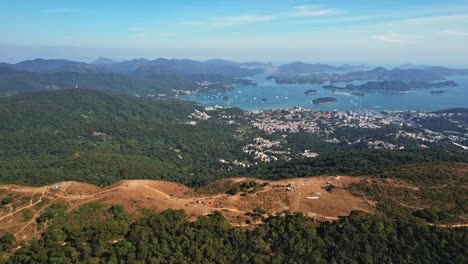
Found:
<box><xmin>0</xmin><ymin>192</ymin><xmax>45</xmax><ymax>222</ymax></box>
<box><xmin>439</xmin><ymin>223</ymin><xmax>468</xmax><ymax>228</ymax></box>
<box><xmin>1</xmin><ymin>176</ymin><xmax>376</xmax><ymax>241</ymax></box>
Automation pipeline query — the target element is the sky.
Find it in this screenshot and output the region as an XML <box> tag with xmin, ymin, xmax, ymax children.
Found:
<box><xmin>1</xmin><ymin>0</ymin><xmax>468</xmax><ymax>66</ymax></box>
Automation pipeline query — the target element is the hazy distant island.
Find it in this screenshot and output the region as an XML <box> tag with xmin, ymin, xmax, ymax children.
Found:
<box><xmin>430</xmin><ymin>90</ymin><xmax>446</xmax><ymax>94</ymax></box>
<box><xmin>313</xmin><ymin>97</ymin><xmax>338</xmax><ymax>104</ymax></box>
<box><xmin>266</xmin><ymin>74</ymin><xmax>324</xmax><ymax>84</ymax></box>
<box><xmin>267</xmin><ymin>65</ymin><xmax>468</xmax><ymax>85</ymax></box>
<box><xmin>324</xmin><ymin>80</ymin><xmax>458</xmax><ymax>92</ymax></box>
<box><xmin>304</xmin><ymin>89</ymin><xmax>318</xmax><ymax>94</ymax></box>
<box><xmin>233</xmin><ymin>79</ymin><xmax>258</xmax><ymax>86</ymax></box>
<box><xmin>277</xmin><ymin>62</ymin><xmax>366</xmax><ymax>73</ymax></box>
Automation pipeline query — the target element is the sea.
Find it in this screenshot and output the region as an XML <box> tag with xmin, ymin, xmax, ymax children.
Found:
<box><xmin>185</xmin><ymin>72</ymin><xmax>468</xmax><ymax>112</ymax></box>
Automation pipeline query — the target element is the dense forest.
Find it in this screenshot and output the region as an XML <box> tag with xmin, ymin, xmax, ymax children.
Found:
<box><xmin>0</xmin><ymin>89</ymin><xmax>252</xmax><ymax>186</ymax></box>
<box><xmin>1</xmin><ymin>203</ymin><xmax>466</xmax><ymax>263</ymax></box>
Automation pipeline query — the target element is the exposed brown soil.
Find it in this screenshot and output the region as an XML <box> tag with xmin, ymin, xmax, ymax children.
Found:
<box><xmin>1</xmin><ymin>176</ymin><xmax>375</xmax><ymax>241</ymax></box>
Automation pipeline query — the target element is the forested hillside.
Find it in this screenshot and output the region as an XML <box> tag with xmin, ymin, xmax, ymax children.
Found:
<box><xmin>0</xmin><ymin>89</ymin><xmax>250</xmax><ymax>186</ymax></box>
<box><xmin>0</xmin><ymin>67</ymin><xmax>240</xmax><ymax>96</ymax></box>
<box><xmin>1</xmin><ymin>205</ymin><xmax>466</xmax><ymax>263</ymax></box>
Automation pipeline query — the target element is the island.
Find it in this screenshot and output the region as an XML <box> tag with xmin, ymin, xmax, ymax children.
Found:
<box><xmin>430</xmin><ymin>90</ymin><xmax>446</xmax><ymax>94</ymax></box>
<box><xmin>313</xmin><ymin>97</ymin><xmax>338</xmax><ymax>104</ymax></box>
<box><xmin>267</xmin><ymin>66</ymin><xmax>468</xmax><ymax>85</ymax></box>
<box><xmin>233</xmin><ymin>79</ymin><xmax>258</xmax><ymax>86</ymax></box>
<box><xmin>304</xmin><ymin>89</ymin><xmax>318</xmax><ymax>94</ymax></box>
<box><xmin>324</xmin><ymin>80</ymin><xmax>457</xmax><ymax>92</ymax></box>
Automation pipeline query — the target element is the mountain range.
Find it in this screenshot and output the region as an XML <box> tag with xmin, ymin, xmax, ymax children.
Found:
<box><xmin>0</xmin><ymin>58</ymin><xmax>270</xmax><ymax>96</ymax></box>
<box><xmin>278</xmin><ymin>62</ymin><xmax>366</xmax><ymax>73</ymax></box>
<box><xmin>1</xmin><ymin>58</ymin><xmax>268</xmax><ymax>75</ymax></box>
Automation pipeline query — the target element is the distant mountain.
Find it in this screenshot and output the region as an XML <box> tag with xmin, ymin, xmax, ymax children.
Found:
<box><xmin>278</xmin><ymin>62</ymin><xmax>365</xmax><ymax>73</ymax></box>
<box><xmin>100</xmin><ymin>58</ymin><xmax>153</xmax><ymax>72</ymax></box>
<box><xmin>383</xmin><ymin>68</ymin><xmax>445</xmax><ymax>82</ymax></box>
<box><xmin>0</xmin><ymin>57</ymin><xmax>265</xmax><ymax>96</ymax></box>
<box><xmin>398</xmin><ymin>64</ymin><xmax>432</xmax><ymax>70</ymax></box>
<box><xmin>324</xmin><ymin>80</ymin><xmax>457</xmax><ymax>92</ymax></box>
<box><xmin>12</xmin><ymin>59</ymin><xmax>95</xmax><ymax>73</ymax></box>
<box><xmin>135</xmin><ymin>59</ymin><xmax>262</xmax><ymax>77</ymax></box>
<box><xmin>239</xmin><ymin>62</ymin><xmax>272</xmax><ymax>67</ymax></box>
<box><xmin>1</xmin><ymin>58</ymin><xmax>265</xmax><ymax>77</ymax></box>
<box><xmin>345</xmin><ymin>67</ymin><xmax>445</xmax><ymax>82</ymax></box>
<box><xmin>91</xmin><ymin>57</ymin><xmax>118</xmax><ymax>65</ymax></box>
<box><xmin>423</xmin><ymin>66</ymin><xmax>468</xmax><ymax>76</ymax></box>
<box><xmin>204</xmin><ymin>59</ymin><xmax>270</xmax><ymax>68</ymax></box>
<box><xmin>398</xmin><ymin>65</ymin><xmax>468</xmax><ymax>76</ymax></box>
<box><xmin>204</xmin><ymin>59</ymin><xmax>240</xmax><ymax>66</ymax></box>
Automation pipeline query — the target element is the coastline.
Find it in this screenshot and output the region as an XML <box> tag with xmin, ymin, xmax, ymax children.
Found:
<box><xmin>182</xmin><ymin>73</ymin><xmax>468</xmax><ymax>112</ymax></box>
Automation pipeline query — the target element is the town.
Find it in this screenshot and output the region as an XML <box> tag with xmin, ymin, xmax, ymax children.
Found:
<box><xmin>187</xmin><ymin>106</ymin><xmax>468</xmax><ymax>164</ymax></box>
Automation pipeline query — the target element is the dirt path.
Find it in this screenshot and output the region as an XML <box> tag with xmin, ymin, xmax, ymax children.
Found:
<box><xmin>1</xmin><ymin>177</ymin><xmax>378</xmax><ymax>242</ymax></box>
<box><xmin>439</xmin><ymin>223</ymin><xmax>468</xmax><ymax>228</ymax></box>
<box><xmin>14</xmin><ymin>204</ymin><xmax>48</xmax><ymax>238</ymax></box>
<box><xmin>0</xmin><ymin>192</ymin><xmax>45</xmax><ymax>222</ymax></box>
<box><xmin>428</xmin><ymin>223</ymin><xmax>468</xmax><ymax>228</ymax></box>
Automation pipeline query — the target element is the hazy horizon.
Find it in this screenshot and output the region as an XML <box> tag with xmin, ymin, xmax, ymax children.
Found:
<box><xmin>1</xmin><ymin>0</ymin><xmax>468</xmax><ymax>67</ymax></box>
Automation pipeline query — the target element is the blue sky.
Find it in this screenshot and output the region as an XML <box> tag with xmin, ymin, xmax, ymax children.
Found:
<box><xmin>1</xmin><ymin>0</ymin><xmax>468</xmax><ymax>66</ymax></box>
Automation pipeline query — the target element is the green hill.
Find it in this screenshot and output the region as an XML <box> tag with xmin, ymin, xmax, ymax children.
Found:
<box><xmin>0</xmin><ymin>89</ymin><xmax>249</xmax><ymax>186</ymax></box>
<box><xmin>0</xmin><ymin>89</ymin><xmax>194</xmax><ymax>130</ymax></box>
<box><xmin>0</xmin><ymin>67</ymin><xmax>228</xmax><ymax>97</ymax></box>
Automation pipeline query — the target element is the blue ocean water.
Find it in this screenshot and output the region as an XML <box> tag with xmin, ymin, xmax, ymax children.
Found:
<box><xmin>185</xmin><ymin>73</ymin><xmax>468</xmax><ymax>111</ymax></box>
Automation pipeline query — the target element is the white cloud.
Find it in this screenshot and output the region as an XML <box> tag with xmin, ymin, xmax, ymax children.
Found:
<box><xmin>293</xmin><ymin>5</ymin><xmax>340</xmax><ymax>17</ymax></box>
<box><xmin>372</xmin><ymin>32</ymin><xmax>411</xmax><ymax>43</ymax></box>
<box><xmin>183</xmin><ymin>5</ymin><xmax>340</xmax><ymax>28</ymax></box>
<box><xmin>401</xmin><ymin>14</ymin><xmax>468</xmax><ymax>25</ymax></box>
